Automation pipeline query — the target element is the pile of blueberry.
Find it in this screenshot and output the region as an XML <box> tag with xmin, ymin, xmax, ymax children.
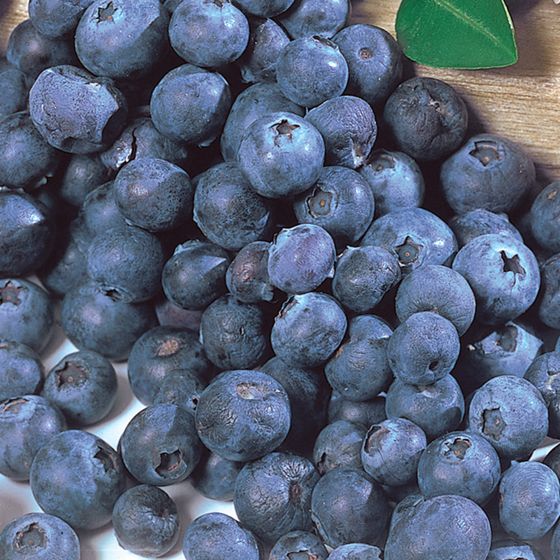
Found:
<box><xmin>0</xmin><ymin>0</ymin><xmax>560</xmax><ymax>558</ymax></box>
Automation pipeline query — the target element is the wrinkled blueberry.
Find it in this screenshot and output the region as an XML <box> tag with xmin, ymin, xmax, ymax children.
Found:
<box><xmin>196</xmin><ymin>369</ymin><xmax>291</xmax><ymax>461</ymax></box>
<box><xmin>384</xmin><ymin>77</ymin><xmax>468</xmax><ymax>161</ymax></box>
<box><xmin>235</xmin><ymin>451</ymin><xmax>319</xmax><ymax>543</ymax></box>
<box><xmin>268</xmin><ymin>225</ymin><xmax>336</xmax><ymax>294</ymax></box>
<box><xmin>112</xmin><ymin>485</ymin><xmax>179</xmax><ymax>558</ymax></box>
<box><xmin>29</xmin><ymin>65</ymin><xmax>128</xmax><ymax>154</ymax></box>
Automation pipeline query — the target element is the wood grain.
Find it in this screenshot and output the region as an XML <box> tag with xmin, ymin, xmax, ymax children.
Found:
<box><xmin>1</xmin><ymin>0</ymin><xmax>559</xmax><ymax>177</ymax></box>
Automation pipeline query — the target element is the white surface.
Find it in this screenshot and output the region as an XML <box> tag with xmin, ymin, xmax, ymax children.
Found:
<box><xmin>0</xmin><ymin>320</ymin><xmax>237</xmax><ymax>560</ymax></box>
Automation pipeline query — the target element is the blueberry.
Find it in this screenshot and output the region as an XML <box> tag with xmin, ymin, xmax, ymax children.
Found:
<box><xmin>42</xmin><ymin>350</ymin><xmax>117</xmax><ymax>426</ymax></box>
<box><xmin>0</xmin><ymin>190</ymin><xmax>55</xmax><ymax>277</ymax></box>
<box><xmin>101</xmin><ymin>117</ymin><xmax>189</xmax><ymax>174</ymax></box>
<box><xmin>86</xmin><ymin>225</ymin><xmax>164</xmax><ymax>302</ymax></box>
<box><xmin>311</xmin><ymin>467</ymin><xmax>389</xmax><ymax>548</ymax></box>
<box><xmin>395</xmin><ymin>265</ymin><xmax>476</xmax><ymax>336</ymax></box>
<box><xmin>278</xmin><ymin>0</ymin><xmax>350</xmax><ymax>39</ymax></box>
<box><xmin>221</xmin><ymin>82</ymin><xmax>304</xmax><ymax>161</ymax></box>
<box><xmin>268</xmin><ymin>225</ymin><xmax>336</xmax><ymax>294</ymax></box>
<box><xmin>328</xmin><ymin>392</ymin><xmax>387</xmax><ymax>428</ymax></box>
<box><xmin>498</xmin><ymin>461</ymin><xmax>560</xmax><ymax>540</ymax></box>
<box><xmin>151</xmin><ymin>64</ymin><xmax>232</xmax><ymax>146</ymax></box>
<box><xmin>0</xmin><ymin>341</ymin><xmax>43</xmax><ymax>401</ymax></box>
<box><xmin>80</xmin><ymin>181</ymin><xmax>127</xmax><ymax>235</ymax></box>
<box><xmin>384</xmin><ymin>495</ymin><xmax>491</xmax><ymax>560</ymax></box>
<box><xmin>0</xmin><ymin>112</ymin><xmax>60</xmax><ymax>190</ymax></box>
<box><xmin>270</xmin><ymin>531</ymin><xmax>329</xmax><ymax>560</ymax></box>
<box><xmin>417</xmin><ymin>431</ymin><xmax>501</xmax><ymax>505</ymax></box>
<box><xmin>362</xmin><ymin>418</ymin><xmax>427</xmax><ymax>487</ymax></box>
<box><xmin>0</xmin><ymin>279</ymin><xmax>54</xmax><ymax>353</ymax></box>
<box><xmin>239</xmin><ymin>18</ymin><xmax>290</xmax><ymax>83</ymax></box>
<box><xmin>261</xmin><ymin>356</ymin><xmax>328</xmax><ymax>452</ymax></box>
<box><xmin>182</xmin><ymin>512</ymin><xmax>260</xmax><ymax>560</ymax></box>
<box><xmin>386</xmin><ymin>375</ymin><xmax>465</xmax><ymax>441</ymax></box>
<box><xmin>555</xmin><ymin>524</ymin><xmax>560</xmax><ymax>560</ymax></box>
<box><xmin>114</xmin><ymin>157</ymin><xmax>193</xmax><ymax>232</ymax></box>
<box><xmin>39</xmin><ymin>224</ymin><xmax>90</xmax><ymax>298</ymax></box>
<box><xmin>196</xmin><ymin>369</ymin><xmax>290</xmax><ymax>461</ymax></box>
<box><xmin>0</xmin><ymin>513</ymin><xmax>80</xmax><ymax>560</ymax></box>
<box><xmin>200</xmin><ymin>295</ymin><xmax>269</xmax><ymax>370</ymax></box>
<box><xmin>387</xmin><ymin>312</ymin><xmax>460</xmax><ymax>386</ymax></box>
<box><xmin>539</xmin><ymin>254</ymin><xmax>560</xmax><ymax>329</ymax></box>
<box><xmin>332</xmin><ymin>246</ymin><xmax>401</xmax><ymax>313</ymax></box>
<box><xmin>362</xmin><ymin>208</ymin><xmax>458</xmax><ymax>274</ymax></box>
<box><xmin>235</xmin><ymin>0</ymin><xmax>295</xmax><ymax>17</ymax></box>
<box><xmin>75</xmin><ymin>0</ymin><xmax>169</xmax><ymax>80</ymax></box>
<box><xmin>327</xmin><ymin>544</ymin><xmax>383</xmax><ymax>560</ymax></box>
<box><xmin>0</xmin><ymin>59</ymin><xmax>28</xmax><ymax>117</ymax></box>
<box><xmin>190</xmin><ymin>451</ymin><xmax>243</xmax><ymax>501</ymax></box>
<box><xmin>7</xmin><ymin>20</ymin><xmax>77</xmax><ymax>80</ymax></box>
<box><xmin>237</xmin><ymin>112</ymin><xmax>325</xmax><ymax>198</ymax></box>
<box><xmin>294</xmin><ymin>167</ymin><xmax>374</xmax><ymax>246</ymax></box>
<box><xmin>277</xmin><ymin>36</ymin><xmax>348</xmax><ymax>108</ymax></box>
<box><xmin>234</xmin><ymin>451</ymin><xmax>319</xmax><ymax>543</ymax></box>
<box><xmin>359</xmin><ymin>150</ymin><xmax>425</xmax><ymax>217</ymax></box>
<box><xmin>226</xmin><ymin>241</ymin><xmax>275</xmax><ymax>303</ymax></box>
<box><xmin>271</xmin><ymin>292</ymin><xmax>347</xmax><ymax>368</ymax></box>
<box><xmin>529</xmin><ymin>181</ymin><xmax>560</xmax><ymax>252</ymax></box>
<box><xmin>29</xmin><ymin>0</ymin><xmax>94</xmax><ymax>38</ymax></box>
<box><xmin>112</xmin><ymin>484</ymin><xmax>179</xmax><ymax>557</ymax></box>
<box><xmin>58</xmin><ymin>154</ymin><xmax>113</xmax><ymax>207</ymax></box>
<box><xmin>29</xmin><ymin>65</ymin><xmax>128</xmax><ymax>154</ymax></box>
<box><xmin>169</xmin><ymin>0</ymin><xmax>249</xmax><ymax>68</ymax></box>
<box><xmin>525</xmin><ymin>352</ymin><xmax>560</xmax><ymax>406</ymax></box>
<box><xmin>313</xmin><ymin>420</ymin><xmax>366</xmax><ymax>474</ymax></box>
<box><xmin>193</xmin><ymin>162</ymin><xmax>274</xmax><ymax>250</ymax></box>
<box><xmin>306</xmin><ymin>97</ymin><xmax>377</xmax><ymax>169</ymax></box>
<box><xmin>155</xmin><ymin>298</ymin><xmax>203</xmax><ymax>330</ymax></box>
<box><xmin>0</xmin><ymin>395</ymin><xmax>66</xmax><ymax>480</ymax></box>
<box><xmin>162</xmin><ymin>241</ymin><xmax>230</xmax><ymax>312</ymax></box>
<box><xmin>325</xmin><ymin>315</ymin><xmax>393</xmax><ymax>400</ymax></box>
<box><xmin>544</xmin><ymin>443</ymin><xmax>560</xmax><ymax>477</ymax></box>
<box><xmin>487</xmin><ymin>541</ymin><xmax>543</xmax><ymax>560</ymax></box>
<box><xmin>452</xmin><ymin>234</ymin><xmax>540</xmax><ymax>325</ymax></box>
<box><xmin>467</xmin><ymin>376</ymin><xmax>548</xmax><ymax>459</ymax></box>
<box><xmin>333</xmin><ymin>24</ymin><xmax>403</xmax><ymax>106</ymax></box>
<box><xmin>153</xmin><ymin>370</ymin><xmax>206</xmax><ymax>416</ymax></box>
<box><xmin>450</xmin><ymin>208</ymin><xmax>523</xmax><ymax>247</ymax></box>
<box><xmin>120</xmin><ymin>403</ymin><xmax>202</xmax><ymax>485</ymax></box>
<box><xmin>61</xmin><ymin>281</ymin><xmax>157</xmax><ymax>361</ymax></box>
<box><xmin>458</xmin><ymin>323</ymin><xmax>543</xmax><ymax>392</ymax></box>
<box><xmin>441</xmin><ymin>134</ymin><xmax>535</xmax><ymax>214</ymax></box>
<box><xmin>30</xmin><ymin>430</ymin><xmax>126</xmax><ymax>529</ymax></box>
<box><xmin>383</xmin><ymin>77</ymin><xmax>468</xmax><ymax>161</ymax></box>
<box><xmin>128</xmin><ymin>326</ymin><xmax>211</xmax><ymax>405</ymax></box>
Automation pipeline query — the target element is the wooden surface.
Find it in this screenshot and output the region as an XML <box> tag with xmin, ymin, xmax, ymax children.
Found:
<box><xmin>1</xmin><ymin>0</ymin><xmax>559</xmax><ymax>177</ymax></box>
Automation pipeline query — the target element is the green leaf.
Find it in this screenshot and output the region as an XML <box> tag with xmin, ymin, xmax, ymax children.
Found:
<box><xmin>396</xmin><ymin>0</ymin><xmax>518</xmax><ymax>69</ymax></box>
